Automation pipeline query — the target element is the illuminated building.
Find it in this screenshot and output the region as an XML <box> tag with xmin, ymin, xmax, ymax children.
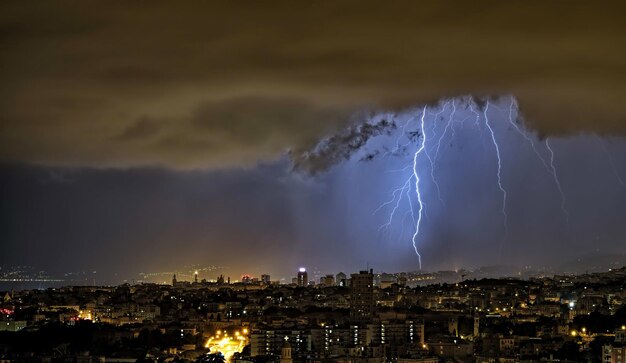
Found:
<box><xmin>297</xmin><ymin>268</ymin><xmax>308</xmax><ymax>287</ymax></box>
<box><xmin>279</xmin><ymin>339</ymin><xmax>293</xmax><ymax>363</ymax></box>
<box><xmin>350</xmin><ymin>269</ymin><xmax>374</xmax><ymax>322</ymax></box>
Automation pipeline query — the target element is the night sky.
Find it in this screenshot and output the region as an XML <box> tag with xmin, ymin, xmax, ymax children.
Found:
<box><xmin>1</xmin><ymin>1</ymin><xmax>625</xmax><ymax>282</ymax></box>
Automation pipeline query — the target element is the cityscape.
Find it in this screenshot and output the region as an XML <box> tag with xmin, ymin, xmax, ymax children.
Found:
<box><xmin>2</xmin><ymin>1</ymin><xmax>626</xmax><ymax>363</ymax></box>
<box><xmin>1</xmin><ymin>267</ymin><xmax>625</xmax><ymax>362</ymax></box>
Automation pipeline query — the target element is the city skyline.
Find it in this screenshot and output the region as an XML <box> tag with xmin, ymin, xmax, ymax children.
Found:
<box><xmin>2</xmin><ymin>2</ymin><xmax>626</xmax><ymax>361</ymax></box>
<box><xmin>2</xmin><ymin>1</ymin><xmax>626</xmax><ymax>287</ymax></box>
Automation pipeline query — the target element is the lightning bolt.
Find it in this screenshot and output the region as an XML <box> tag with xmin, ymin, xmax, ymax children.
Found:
<box><xmin>374</xmin><ymin>96</ymin><xmax>579</xmax><ymax>269</ymax></box>
<box><xmin>411</xmin><ymin>106</ymin><xmax>428</xmax><ymax>270</ymax></box>
<box><xmin>545</xmin><ymin>138</ymin><xmax>570</xmax><ymax>223</ymax></box>
<box><xmin>376</xmin><ymin>113</ymin><xmax>420</xmax><ymax>233</ymax></box>
<box><xmin>501</xmin><ymin>97</ymin><xmax>569</xmax><ymax>221</ymax></box>
<box><xmin>469</xmin><ymin>100</ymin><xmax>488</xmax><ymax>151</ymax></box>
<box><xmin>596</xmin><ymin>136</ymin><xmax>626</xmax><ymax>187</ymax></box>
<box><xmin>425</xmin><ymin>104</ymin><xmax>448</xmax><ymax>206</ymax></box>
<box><xmin>434</xmin><ymin>100</ymin><xmax>456</xmax><ymax>163</ymax></box>
<box><xmin>376</xmin><ymin>178</ymin><xmax>413</xmax><ymax>231</ymax></box>
<box><xmin>504</xmin><ymin>97</ymin><xmax>551</xmax><ymax>172</ymax></box>
<box><xmin>483</xmin><ymin>101</ymin><xmax>509</xmax><ymax>250</ymax></box>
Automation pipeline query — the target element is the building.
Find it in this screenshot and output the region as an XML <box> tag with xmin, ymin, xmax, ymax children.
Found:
<box><xmin>0</xmin><ymin>321</ymin><xmax>27</xmax><ymax>332</ymax></box>
<box><xmin>350</xmin><ymin>270</ymin><xmax>374</xmax><ymax>323</ymax></box>
<box><xmin>603</xmin><ymin>345</ymin><xmax>626</xmax><ymax>363</ymax></box>
<box><xmin>297</xmin><ymin>268</ymin><xmax>308</xmax><ymax>287</ymax></box>
<box><xmin>261</xmin><ymin>274</ymin><xmax>271</xmax><ymax>284</ymax></box>
<box><xmin>279</xmin><ymin>339</ymin><xmax>293</xmax><ymax>363</ymax></box>
<box><xmin>321</xmin><ymin>274</ymin><xmax>335</xmax><ymax>287</ymax></box>
<box><xmin>603</xmin><ymin>328</ymin><xmax>626</xmax><ymax>363</ymax></box>
<box><xmin>336</xmin><ymin>272</ymin><xmax>347</xmax><ymax>287</ymax></box>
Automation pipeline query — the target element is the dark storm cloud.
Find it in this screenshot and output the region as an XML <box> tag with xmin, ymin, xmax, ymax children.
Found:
<box><xmin>1</xmin><ymin>1</ymin><xmax>625</xmax><ymax>169</ymax></box>
<box><xmin>292</xmin><ymin>118</ymin><xmax>396</xmax><ymax>174</ymax></box>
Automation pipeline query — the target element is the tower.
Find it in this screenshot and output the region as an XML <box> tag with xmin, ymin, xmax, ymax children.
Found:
<box><xmin>297</xmin><ymin>268</ymin><xmax>308</xmax><ymax>287</ymax></box>
<box><xmin>350</xmin><ymin>269</ymin><xmax>374</xmax><ymax>322</ymax></box>
<box><xmin>172</xmin><ymin>274</ymin><xmax>177</xmax><ymax>286</ymax></box>
<box><xmin>279</xmin><ymin>337</ymin><xmax>292</xmax><ymax>363</ymax></box>
<box><xmin>473</xmin><ymin>314</ymin><xmax>480</xmax><ymax>338</ymax></box>
<box><xmin>194</xmin><ymin>271</ymin><xmax>198</xmax><ymax>284</ymax></box>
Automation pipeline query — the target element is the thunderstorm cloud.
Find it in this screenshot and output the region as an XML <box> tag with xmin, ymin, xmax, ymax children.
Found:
<box><xmin>1</xmin><ymin>1</ymin><xmax>626</xmax><ymax>170</ymax></box>
<box><xmin>292</xmin><ymin>117</ymin><xmax>396</xmax><ymax>174</ymax></box>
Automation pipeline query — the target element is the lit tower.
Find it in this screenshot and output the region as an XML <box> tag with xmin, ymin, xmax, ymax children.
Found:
<box><xmin>279</xmin><ymin>337</ymin><xmax>292</xmax><ymax>363</ymax></box>
<box><xmin>297</xmin><ymin>268</ymin><xmax>308</xmax><ymax>287</ymax></box>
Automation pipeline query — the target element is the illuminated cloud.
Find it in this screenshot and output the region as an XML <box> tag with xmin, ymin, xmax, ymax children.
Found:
<box><xmin>1</xmin><ymin>1</ymin><xmax>625</xmax><ymax>170</ymax></box>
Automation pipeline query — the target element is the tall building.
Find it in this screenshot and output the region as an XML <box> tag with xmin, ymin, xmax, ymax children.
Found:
<box><xmin>261</xmin><ymin>274</ymin><xmax>271</xmax><ymax>284</ymax></box>
<box><xmin>350</xmin><ymin>269</ymin><xmax>374</xmax><ymax>323</ymax></box>
<box><xmin>297</xmin><ymin>268</ymin><xmax>308</xmax><ymax>287</ymax></box>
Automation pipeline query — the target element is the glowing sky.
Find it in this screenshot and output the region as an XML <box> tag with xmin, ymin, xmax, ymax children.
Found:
<box><xmin>1</xmin><ymin>1</ymin><xmax>625</xmax><ymax>281</ymax></box>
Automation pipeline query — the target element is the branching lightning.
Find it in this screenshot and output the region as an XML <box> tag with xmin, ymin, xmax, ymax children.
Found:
<box><xmin>373</xmin><ymin>96</ymin><xmax>578</xmax><ymax>269</ymax></box>
<box><xmin>410</xmin><ymin>106</ymin><xmax>428</xmax><ymax>269</ymax></box>
<box><xmin>483</xmin><ymin>101</ymin><xmax>509</xmax><ymax>237</ymax></box>
<box><xmin>504</xmin><ymin>98</ymin><xmax>551</xmax><ymax>172</ymax></box>
<box><xmin>498</xmin><ymin>97</ymin><xmax>570</xmax><ymax>222</ymax></box>
<box><xmin>596</xmin><ymin>136</ymin><xmax>626</xmax><ymax>187</ymax></box>
<box><xmin>545</xmin><ymin>138</ymin><xmax>570</xmax><ymax>223</ymax></box>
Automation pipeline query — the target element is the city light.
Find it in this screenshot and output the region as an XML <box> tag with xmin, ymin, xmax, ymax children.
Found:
<box><xmin>205</xmin><ymin>329</ymin><xmax>249</xmax><ymax>362</ymax></box>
